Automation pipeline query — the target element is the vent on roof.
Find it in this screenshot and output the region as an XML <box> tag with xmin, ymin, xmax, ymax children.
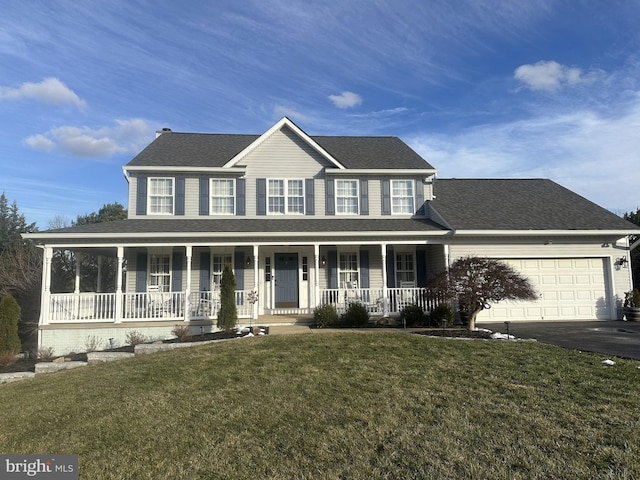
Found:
<box><xmin>156</xmin><ymin>128</ymin><xmax>172</xmax><ymax>138</ymax></box>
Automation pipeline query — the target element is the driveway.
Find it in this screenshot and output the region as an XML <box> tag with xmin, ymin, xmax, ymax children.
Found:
<box><xmin>478</xmin><ymin>320</ymin><xmax>640</xmax><ymax>360</ymax></box>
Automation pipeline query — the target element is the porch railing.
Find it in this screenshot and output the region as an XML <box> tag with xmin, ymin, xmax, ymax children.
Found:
<box><xmin>45</xmin><ymin>288</ymin><xmax>442</xmax><ymax>324</ymax></box>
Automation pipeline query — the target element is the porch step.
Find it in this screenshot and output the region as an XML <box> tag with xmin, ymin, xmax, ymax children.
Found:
<box><xmin>256</xmin><ymin>314</ymin><xmax>314</xmax><ymax>326</ymax></box>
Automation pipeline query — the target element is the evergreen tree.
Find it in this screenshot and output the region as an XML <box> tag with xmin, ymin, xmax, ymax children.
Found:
<box><xmin>217</xmin><ymin>264</ymin><xmax>237</xmax><ymax>331</ymax></box>
<box><xmin>0</xmin><ymin>293</ymin><xmax>22</xmax><ymax>354</ymax></box>
<box><xmin>623</xmin><ymin>208</ymin><xmax>640</xmax><ymax>288</ymax></box>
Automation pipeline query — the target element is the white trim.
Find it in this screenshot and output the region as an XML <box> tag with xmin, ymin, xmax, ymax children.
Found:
<box><xmin>209</xmin><ymin>178</ymin><xmax>236</xmax><ymax>215</ymax></box>
<box><xmin>335</xmin><ymin>179</ymin><xmax>359</xmax><ymax>215</ymax></box>
<box><xmin>124</xmin><ymin>166</ymin><xmax>247</xmax><ymax>174</ymax></box>
<box><xmin>223</xmin><ymin>117</ymin><xmax>345</xmax><ymax>169</ymax></box>
<box><xmin>326</xmin><ymin>168</ymin><xmax>437</xmax><ymax>176</ymax></box>
<box><xmin>147</xmin><ymin>177</ymin><xmax>175</xmax><ymax>215</ymax></box>
<box><xmin>266</xmin><ymin>178</ymin><xmax>305</xmax><ymax>215</ymax></box>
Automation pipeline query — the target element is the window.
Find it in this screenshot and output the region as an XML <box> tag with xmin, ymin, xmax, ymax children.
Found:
<box><xmin>391</xmin><ymin>180</ymin><xmax>414</xmax><ymax>214</ymax></box>
<box><xmin>336</xmin><ymin>179</ymin><xmax>358</xmax><ymax>214</ymax></box>
<box><xmin>339</xmin><ymin>252</ymin><xmax>359</xmax><ymax>288</ymax></box>
<box><xmin>302</xmin><ymin>256</ymin><xmax>308</xmax><ymax>281</ymax></box>
<box><xmin>210</xmin><ymin>179</ymin><xmax>235</xmax><ymax>215</ymax></box>
<box><xmin>149</xmin><ymin>254</ymin><xmax>171</xmax><ymax>292</ymax></box>
<box><xmin>149</xmin><ymin>178</ymin><xmax>174</xmax><ymax>214</ymax></box>
<box><xmin>268</xmin><ymin>179</ymin><xmax>304</xmax><ymax>214</ymax></box>
<box><xmin>212</xmin><ymin>254</ymin><xmax>233</xmax><ymax>289</ymax></box>
<box><xmin>395</xmin><ymin>252</ymin><xmax>415</xmax><ymax>287</ymax></box>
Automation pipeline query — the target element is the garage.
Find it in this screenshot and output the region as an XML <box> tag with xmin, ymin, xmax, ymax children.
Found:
<box><xmin>478</xmin><ymin>258</ymin><xmax>610</xmax><ymax>321</ymax></box>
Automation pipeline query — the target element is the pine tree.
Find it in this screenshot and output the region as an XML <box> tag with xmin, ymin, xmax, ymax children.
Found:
<box><xmin>0</xmin><ymin>293</ymin><xmax>21</xmax><ymax>354</ymax></box>
<box><xmin>217</xmin><ymin>264</ymin><xmax>237</xmax><ymax>331</ymax></box>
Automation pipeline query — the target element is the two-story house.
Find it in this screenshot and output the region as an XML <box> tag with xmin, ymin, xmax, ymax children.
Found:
<box><xmin>24</xmin><ymin>117</ymin><xmax>639</xmax><ymax>354</ymax></box>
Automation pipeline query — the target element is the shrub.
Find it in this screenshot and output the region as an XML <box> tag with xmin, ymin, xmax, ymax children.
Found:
<box><xmin>36</xmin><ymin>347</ymin><xmax>55</xmax><ymax>362</ymax></box>
<box><xmin>0</xmin><ymin>351</ymin><xmax>18</xmax><ymax>367</ymax></box>
<box><xmin>314</xmin><ymin>303</ymin><xmax>339</xmax><ymax>328</ymax></box>
<box><xmin>85</xmin><ymin>335</ymin><xmax>102</xmax><ymax>352</ymax></box>
<box><xmin>0</xmin><ymin>293</ymin><xmax>21</xmax><ymax>354</ymax></box>
<box><xmin>125</xmin><ymin>330</ymin><xmax>147</xmax><ymax>346</ymax></box>
<box><xmin>399</xmin><ymin>304</ymin><xmax>427</xmax><ymax>327</ymax></box>
<box><xmin>171</xmin><ymin>325</ymin><xmax>192</xmax><ymax>342</ymax></box>
<box><xmin>431</xmin><ymin>303</ymin><xmax>454</xmax><ymax>327</ymax></box>
<box><xmin>341</xmin><ymin>302</ymin><xmax>369</xmax><ymax>327</ymax></box>
<box><xmin>217</xmin><ymin>264</ymin><xmax>237</xmax><ymax>331</ymax></box>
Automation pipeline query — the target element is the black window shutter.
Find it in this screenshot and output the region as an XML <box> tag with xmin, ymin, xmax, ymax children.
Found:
<box><xmin>236</xmin><ymin>178</ymin><xmax>246</xmax><ymax>216</ymax></box>
<box><xmin>256</xmin><ymin>178</ymin><xmax>266</xmax><ymax>215</ymax></box>
<box><xmin>305</xmin><ymin>179</ymin><xmax>315</xmax><ymax>215</ymax></box>
<box><xmin>199</xmin><ymin>177</ymin><xmax>209</xmax><ymax>215</ymax></box>
<box><xmin>381</xmin><ymin>179</ymin><xmax>391</xmax><ymax>215</ymax></box>
<box><xmin>136</xmin><ymin>177</ymin><xmax>147</xmax><ymax>216</ymax></box>
<box><xmin>326</xmin><ymin>178</ymin><xmax>335</xmax><ymax>215</ymax></box>
<box><xmin>175</xmin><ymin>177</ymin><xmax>185</xmax><ymax>216</ymax></box>
<box><xmin>172</xmin><ymin>250</ymin><xmax>183</xmax><ymax>291</ymax></box>
<box><xmin>360</xmin><ymin>179</ymin><xmax>369</xmax><ymax>215</ymax></box>
<box><xmin>200</xmin><ymin>251</ymin><xmax>210</xmax><ymax>291</ymax></box>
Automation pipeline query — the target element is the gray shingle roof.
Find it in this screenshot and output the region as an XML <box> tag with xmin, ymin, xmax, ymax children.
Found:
<box><xmin>430</xmin><ymin>179</ymin><xmax>637</xmax><ymax>231</ymax></box>
<box><xmin>126</xmin><ymin>132</ymin><xmax>434</xmax><ymax>170</ymax></box>
<box><xmin>34</xmin><ymin>217</ymin><xmax>447</xmax><ymax>237</ymax></box>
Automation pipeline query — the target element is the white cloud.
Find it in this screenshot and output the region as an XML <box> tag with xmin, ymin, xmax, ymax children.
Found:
<box><xmin>407</xmin><ymin>94</ymin><xmax>640</xmax><ymax>213</ymax></box>
<box><xmin>514</xmin><ymin>60</ymin><xmax>600</xmax><ymax>92</ymax></box>
<box><xmin>0</xmin><ymin>77</ymin><xmax>87</xmax><ymax>110</ymax></box>
<box><xmin>328</xmin><ymin>91</ymin><xmax>362</xmax><ymax>109</ymax></box>
<box><xmin>24</xmin><ymin>118</ymin><xmax>153</xmax><ymax>158</ymax></box>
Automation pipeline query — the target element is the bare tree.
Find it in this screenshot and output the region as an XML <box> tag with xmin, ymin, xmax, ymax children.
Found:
<box><xmin>427</xmin><ymin>256</ymin><xmax>538</xmax><ymax>331</ymax></box>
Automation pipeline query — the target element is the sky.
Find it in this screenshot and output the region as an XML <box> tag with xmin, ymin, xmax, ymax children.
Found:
<box><xmin>2</xmin><ymin>1</ymin><xmax>640</xmax><ymax>229</ymax></box>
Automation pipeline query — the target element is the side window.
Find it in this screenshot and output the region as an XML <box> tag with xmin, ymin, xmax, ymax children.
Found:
<box><xmin>336</xmin><ymin>179</ymin><xmax>358</xmax><ymax>214</ymax></box>
<box><xmin>149</xmin><ymin>178</ymin><xmax>174</xmax><ymax>214</ymax></box>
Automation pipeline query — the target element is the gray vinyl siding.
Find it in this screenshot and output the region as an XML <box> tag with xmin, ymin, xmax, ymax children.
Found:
<box><xmin>238</xmin><ymin>127</ymin><xmax>330</xmax><ymax>216</ymax></box>
<box><xmin>185</xmin><ymin>177</ymin><xmax>201</xmax><ymax>216</ymax></box>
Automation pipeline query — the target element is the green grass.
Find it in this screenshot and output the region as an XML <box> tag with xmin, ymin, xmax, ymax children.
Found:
<box><xmin>1</xmin><ymin>332</ymin><xmax>639</xmax><ymax>479</ymax></box>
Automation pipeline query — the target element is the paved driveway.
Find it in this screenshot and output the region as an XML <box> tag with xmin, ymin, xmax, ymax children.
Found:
<box><xmin>478</xmin><ymin>320</ymin><xmax>640</xmax><ymax>360</ymax></box>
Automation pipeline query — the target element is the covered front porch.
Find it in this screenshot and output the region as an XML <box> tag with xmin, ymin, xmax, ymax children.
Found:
<box><xmin>37</xmin><ymin>241</ymin><xmax>448</xmax><ymax>326</ymax></box>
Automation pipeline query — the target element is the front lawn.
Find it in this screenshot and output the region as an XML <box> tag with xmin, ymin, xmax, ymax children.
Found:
<box><xmin>0</xmin><ymin>332</ymin><xmax>638</xmax><ymax>479</ymax></box>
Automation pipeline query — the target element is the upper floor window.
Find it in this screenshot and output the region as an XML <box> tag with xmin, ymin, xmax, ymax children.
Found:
<box><xmin>149</xmin><ymin>178</ymin><xmax>174</xmax><ymax>215</ymax></box>
<box><xmin>391</xmin><ymin>180</ymin><xmax>414</xmax><ymax>214</ymax></box>
<box><xmin>336</xmin><ymin>179</ymin><xmax>358</xmax><ymax>214</ymax></box>
<box><xmin>268</xmin><ymin>179</ymin><xmax>304</xmax><ymax>214</ymax></box>
<box><xmin>210</xmin><ymin>179</ymin><xmax>235</xmax><ymax>215</ymax></box>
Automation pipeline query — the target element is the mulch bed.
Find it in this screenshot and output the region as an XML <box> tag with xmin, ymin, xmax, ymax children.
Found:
<box><xmin>412</xmin><ymin>328</ymin><xmax>493</xmax><ymax>339</ymax></box>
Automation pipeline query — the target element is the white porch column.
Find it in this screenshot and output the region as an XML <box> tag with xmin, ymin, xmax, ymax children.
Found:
<box><xmin>184</xmin><ymin>245</ymin><xmax>192</xmax><ymax>321</ymax></box>
<box><xmin>40</xmin><ymin>247</ymin><xmax>53</xmax><ymax>326</ymax></box>
<box><xmin>381</xmin><ymin>243</ymin><xmax>388</xmax><ymax>316</ymax></box>
<box><xmin>253</xmin><ymin>244</ymin><xmax>259</xmax><ymax>321</ymax></box>
<box><xmin>96</xmin><ymin>255</ymin><xmax>103</xmax><ymax>293</ymax></box>
<box><xmin>444</xmin><ymin>244</ymin><xmax>450</xmax><ymax>269</ymax></box>
<box><xmin>114</xmin><ymin>246</ymin><xmax>124</xmax><ymax>323</ymax></box>
<box><xmin>314</xmin><ymin>244</ymin><xmax>320</xmax><ymax>308</ymax></box>
<box><xmin>74</xmin><ymin>253</ymin><xmax>81</xmax><ymax>294</ymax></box>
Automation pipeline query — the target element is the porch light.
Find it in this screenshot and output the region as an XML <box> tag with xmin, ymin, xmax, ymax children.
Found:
<box><xmin>321</xmin><ymin>256</ymin><xmax>327</xmax><ymax>267</ymax></box>
<box><xmin>246</xmin><ymin>256</ymin><xmax>252</xmax><ymax>267</ymax></box>
<box><xmin>615</xmin><ymin>257</ymin><xmax>629</xmax><ymax>269</ymax></box>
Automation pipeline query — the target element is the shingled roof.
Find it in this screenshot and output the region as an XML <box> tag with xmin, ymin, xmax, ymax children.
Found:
<box><xmin>430</xmin><ymin>179</ymin><xmax>637</xmax><ymax>231</ymax></box>
<box><xmin>126</xmin><ymin>131</ymin><xmax>434</xmax><ymax>170</ymax></box>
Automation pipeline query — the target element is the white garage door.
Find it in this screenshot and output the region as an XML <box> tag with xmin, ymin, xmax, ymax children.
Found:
<box><xmin>479</xmin><ymin>258</ymin><xmax>610</xmax><ymax>321</ymax></box>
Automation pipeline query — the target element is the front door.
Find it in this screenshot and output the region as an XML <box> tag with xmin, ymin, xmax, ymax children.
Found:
<box><xmin>275</xmin><ymin>253</ymin><xmax>299</xmax><ymax>308</ymax></box>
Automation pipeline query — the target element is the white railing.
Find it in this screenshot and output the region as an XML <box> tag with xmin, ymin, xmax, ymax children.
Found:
<box><xmin>122</xmin><ymin>291</ymin><xmax>185</xmax><ymax>320</ymax></box>
<box><xmin>318</xmin><ymin>287</ymin><xmax>441</xmax><ymax>315</ymax></box>
<box><xmin>47</xmin><ymin>290</ymin><xmax>252</xmax><ymax>323</ymax></box>
<box><xmin>49</xmin><ymin>293</ymin><xmax>116</xmax><ymax>323</ymax></box>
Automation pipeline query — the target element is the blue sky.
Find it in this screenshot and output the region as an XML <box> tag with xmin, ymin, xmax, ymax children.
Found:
<box><xmin>2</xmin><ymin>1</ymin><xmax>640</xmax><ymax>228</ymax></box>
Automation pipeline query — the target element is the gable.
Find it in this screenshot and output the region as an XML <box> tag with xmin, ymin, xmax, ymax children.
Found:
<box><xmin>236</xmin><ymin>125</ymin><xmax>336</xmax><ymax>177</ymax></box>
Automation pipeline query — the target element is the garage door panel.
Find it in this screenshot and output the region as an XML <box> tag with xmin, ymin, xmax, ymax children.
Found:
<box><xmin>482</xmin><ymin>257</ymin><xmax>609</xmax><ymax>321</ymax></box>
